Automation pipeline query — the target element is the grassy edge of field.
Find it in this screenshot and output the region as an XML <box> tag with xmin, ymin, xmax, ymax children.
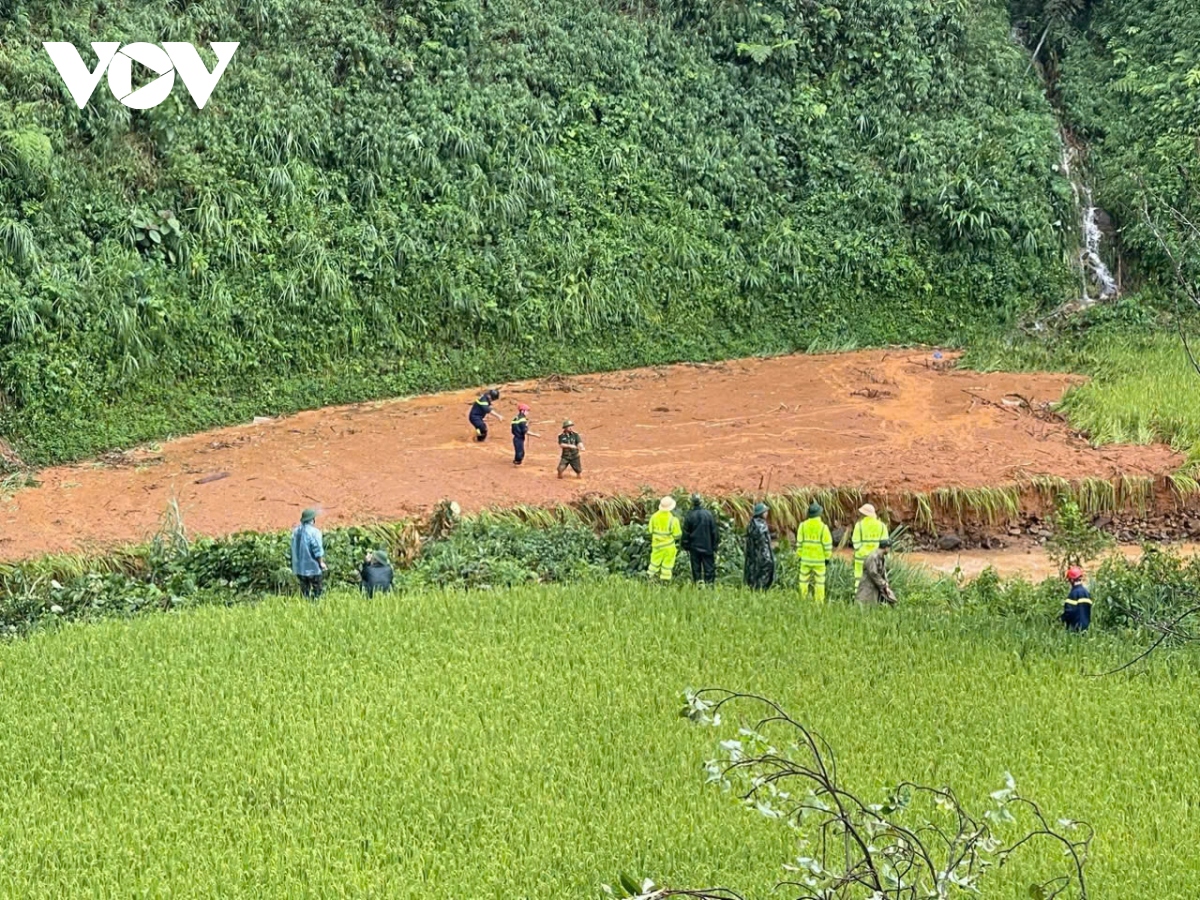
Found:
<box><xmin>4</xmin><ymin>480</ymin><xmax>1199</xmax><ymax>646</ymax></box>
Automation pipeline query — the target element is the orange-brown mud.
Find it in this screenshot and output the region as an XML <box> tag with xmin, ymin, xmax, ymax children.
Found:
<box><xmin>0</xmin><ymin>350</ymin><xmax>1182</xmax><ymax>560</ymax></box>
<box><xmin>905</xmin><ymin>542</ymin><xmax>1200</xmax><ymax>581</ymax></box>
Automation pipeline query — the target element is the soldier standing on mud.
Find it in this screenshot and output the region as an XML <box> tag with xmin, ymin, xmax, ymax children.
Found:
<box><xmin>743</xmin><ymin>502</ymin><xmax>775</xmax><ymax>590</ymax></box>
<box><xmin>556</xmin><ymin>420</ymin><xmax>584</xmax><ymax>479</ymax></box>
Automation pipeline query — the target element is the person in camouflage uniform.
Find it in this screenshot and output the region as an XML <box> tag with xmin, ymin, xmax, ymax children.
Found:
<box><xmin>556</xmin><ymin>420</ymin><xmax>584</xmax><ymax>479</ymax></box>
<box><xmin>743</xmin><ymin>502</ymin><xmax>775</xmax><ymax>590</ymax></box>
<box><xmin>855</xmin><ymin>540</ymin><xmax>897</xmax><ymax>606</ymax></box>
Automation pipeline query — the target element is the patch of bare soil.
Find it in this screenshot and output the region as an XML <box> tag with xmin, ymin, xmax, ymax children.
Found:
<box><xmin>0</xmin><ymin>350</ymin><xmax>1181</xmax><ymax>560</ymax></box>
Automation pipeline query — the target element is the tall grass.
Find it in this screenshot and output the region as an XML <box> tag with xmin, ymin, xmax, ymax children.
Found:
<box><xmin>1056</xmin><ymin>335</ymin><xmax>1200</xmax><ymax>451</ymax></box>
<box><xmin>0</xmin><ymin>581</ymin><xmax>1198</xmax><ymax>897</ymax></box>
<box><xmin>968</xmin><ymin>329</ymin><xmax>1200</xmax><ymax>455</ymax></box>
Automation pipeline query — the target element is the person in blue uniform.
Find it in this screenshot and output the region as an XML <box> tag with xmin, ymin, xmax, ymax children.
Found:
<box><xmin>468</xmin><ymin>388</ymin><xmax>502</xmax><ymax>441</ymax></box>
<box><xmin>1061</xmin><ymin>565</ymin><xmax>1092</xmax><ymax>631</ymax></box>
<box><xmin>511</xmin><ymin>404</ymin><xmax>541</xmax><ymax>465</ymax></box>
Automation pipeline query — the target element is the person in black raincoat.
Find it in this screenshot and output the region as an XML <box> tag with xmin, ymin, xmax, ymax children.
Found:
<box><xmin>743</xmin><ymin>502</ymin><xmax>775</xmax><ymax>590</ymax></box>
<box><xmin>682</xmin><ymin>493</ymin><xmax>719</xmax><ymax>585</ymax></box>
<box><xmin>360</xmin><ymin>549</ymin><xmax>395</xmax><ymax>598</ymax></box>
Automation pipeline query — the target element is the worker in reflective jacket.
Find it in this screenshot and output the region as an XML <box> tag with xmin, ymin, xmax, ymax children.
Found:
<box><xmin>1061</xmin><ymin>566</ymin><xmax>1092</xmax><ymax>632</ymax></box>
<box><xmin>796</xmin><ymin>501</ymin><xmax>833</xmax><ymax>604</ymax></box>
<box><xmin>647</xmin><ymin>496</ymin><xmax>682</xmax><ymax>582</ymax></box>
<box><xmin>468</xmin><ymin>388</ymin><xmax>502</xmax><ymax>441</ymax></box>
<box><xmin>851</xmin><ymin>503</ymin><xmax>889</xmax><ymax>589</ymax></box>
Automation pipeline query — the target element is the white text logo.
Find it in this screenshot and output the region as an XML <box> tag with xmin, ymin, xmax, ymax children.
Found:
<box><xmin>42</xmin><ymin>41</ymin><xmax>239</xmax><ymax>110</ymax></box>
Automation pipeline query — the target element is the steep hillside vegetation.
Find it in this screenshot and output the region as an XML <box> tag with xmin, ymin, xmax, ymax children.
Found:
<box><xmin>1015</xmin><ymin>0</ymin><xmax>1200</xmax><ymax>294</ymax></box>
<box><xmin>0</xmin><ymin>0</ymin><xmax>1072</xmax><ymax>463</ymax></box>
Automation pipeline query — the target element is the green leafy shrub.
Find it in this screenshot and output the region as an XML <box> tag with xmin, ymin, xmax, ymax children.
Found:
<box><xmin>1045</xmin><ymin>496</ymin><xmax>1114</xmax><ymax>573</ymax></box>
<box><xmin>415</xmin><ymin>518</ymin><xmax>610</xmax><ymax>588</ymax></box>
<box><xmin>956</xmin><ymin>565</ymin><xmax>1063</xmax><ymax>622</ymax></box>
<box><xmin>1091</xmin><ymin>546</ymin><xmax>1200</xmax><ymax>630</ymax></box>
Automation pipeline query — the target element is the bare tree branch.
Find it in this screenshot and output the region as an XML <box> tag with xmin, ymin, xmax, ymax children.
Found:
<box><xmin>661</xmin><ymin>689</ymin><xmax>1091</xmax><ymax>900</ymax></box>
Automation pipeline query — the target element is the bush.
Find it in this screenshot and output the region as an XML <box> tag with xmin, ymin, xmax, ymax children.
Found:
<box><xmin>956</xmin><ymin>565</ymin><xmax>1063</xmax><ymax>623</ymax></box>
<box><xmin>1091</xmin><ymin>546</ymin><xmax>1200</xmax><ymax>631</ymax></box>
<box><xmin>1045</xmin><ymin>497</ymin><xmax>1113</xmax><ymax>574</ymax></box>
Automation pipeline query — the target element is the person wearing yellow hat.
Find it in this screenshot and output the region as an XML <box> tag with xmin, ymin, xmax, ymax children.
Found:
<box><xmin>851</xmin><ymin>503</ymin><xmax>889</xmax><ymax>590</ymax></box>
<box><xmin>646</xmin><ymin>496</ymin><xmax>683</xmax><ymax>582</ymax></box>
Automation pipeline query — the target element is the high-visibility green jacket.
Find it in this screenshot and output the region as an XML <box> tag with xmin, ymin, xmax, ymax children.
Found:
<box><xmin>852</xmin><ymin>516</ymin><xmax>889</xmax><ymax>560</ymax></box>
<box><xmin>796</xmin><ymin>517</ymin><xmax>832</xmax><ymax>564</ymax></box>
<box><xmin>648</xmin><ymin>510</ymin><xmax>682</xmax><ymax>550</ymax></box>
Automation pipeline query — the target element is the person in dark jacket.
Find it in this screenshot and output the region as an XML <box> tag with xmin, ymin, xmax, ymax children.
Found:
<box><xmin>743</xmin><ymin>502</ymin><xmax>775</xmax><ymax>590</ymax></box>
<box><xmin>511</xmin><ymin>404</ymin><xmax>540</xmax><ymax>465</ymax></box>
<box><xmin>682</xmin><ymin>493</ymin><xmax>719</xmax><ymax>585</ymax></box>
<box><xmin>360</xmin><ymin>549</ymin><xmax>394</xmax><ymax>598</ymax></box>
<box><xmin>468</xmin><ymin>388</ymin><xmax>502</xmax><ymax>442</ymax></box>
<box><xmin>1061</xmin><ymin>565</ymin><xmax>1092</xmax><ymax>631</ymax></box>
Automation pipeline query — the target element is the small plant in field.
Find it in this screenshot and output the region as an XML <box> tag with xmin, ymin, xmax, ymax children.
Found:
<box><xmin>130</xmin><ymin>209</ymin><xmax>184</xmax><ymax>264</ymax></box>
<box><xmin>635</xmin><ymin>690</ymin><xmax>1092</xmax><ymax>900</ymax></box>
<box><xmin>1046</xmin><ymin>496</ymin><xmax>1113</xmax><ymax>573</ymax></box>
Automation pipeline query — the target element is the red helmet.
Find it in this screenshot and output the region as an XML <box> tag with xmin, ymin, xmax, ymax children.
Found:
<box><xmin>1066</xmin><ymin>566</ymin><xmax>1084</xmax><ymax>582</ymax></box>
<box><xmin>518</xmin><ymin>404</ymin><xmax>530</xmax><ymax>413</ymax></box>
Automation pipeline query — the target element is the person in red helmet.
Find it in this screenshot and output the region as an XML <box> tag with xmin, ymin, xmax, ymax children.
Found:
<box><xmin>511</xmin><ymin>404</ymin><xmax>540</xmax><ymax>465</ymax></box>
<box><xmin>1061</xmin><ymin>566</ymin><xmax>1092</xmax><ymax>631</ymax></box>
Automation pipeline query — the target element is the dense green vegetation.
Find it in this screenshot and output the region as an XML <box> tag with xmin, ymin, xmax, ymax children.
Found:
<box><xmin>0</xmin><ymin>0</ymin><xmax>1076</xmax><ymax>463</ymax></box>
<box><xmin>1012</xmin><ymin>0</ymin><xmax>1200</xmax><ymax>293</ymax></box>
<box><xmin>7</xmin><ymin>489</ymin><xmax>1198</xmax><ymax>641</ymax></box>
<box><xmin>2</xmin><ymin>577</ymin><xmax>1200</xmax><ymax>897</ymax></box>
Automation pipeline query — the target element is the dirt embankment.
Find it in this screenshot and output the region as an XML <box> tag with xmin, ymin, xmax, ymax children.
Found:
<box><xmin>0</xmin><ymin>350</ymin><xmax>1185</xmax><ymax>561</ymax></box>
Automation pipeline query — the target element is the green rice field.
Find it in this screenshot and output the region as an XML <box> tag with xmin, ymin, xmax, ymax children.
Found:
<box><xmin>1</xmin><ymin>581</ymin><xmax>1198</xmax><ymax>897</ymax></box>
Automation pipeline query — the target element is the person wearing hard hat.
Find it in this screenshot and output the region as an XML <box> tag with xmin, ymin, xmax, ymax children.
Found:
<box><xmin>851</xmin><ymin>503</ymin><xmax>890</xmax><ymax>590</ymax></box>
<box><xmin>556</xmin><ymin>420</ymin><xmax>584</xmax><ymax>479</ymax></box>
<box><xmin>744</xmin><ymin>502</ymin><xmax>775</xmax><ymax>590</ymax></box>
<box><xmin>468</xmin><ymin>388</ymin><xmax>503</xmax><ymax>442</ymax></box>
<box><xmin>796</xmin><ymin>501</ymin><xmax>833</xmax><ymax>603</ymax></box>
<box><xmin>511</xmin><ymin>404</ymin><xmax>540</xmax><ymax>466</ymax></box>
<box><xmin>1060</xmin><ymin>566</ymin><xmax>1092</xmax><ymax>631</ymax></box>
<box><xmin>647</xmin><ymin>496</ymin><xmax>683</xmax><ymax>582</ymax></box>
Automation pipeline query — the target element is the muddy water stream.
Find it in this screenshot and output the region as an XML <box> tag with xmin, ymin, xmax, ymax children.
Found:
<box><xmin>904</xmin><ymin>542</ymin><xmax>1200</xmax><ymax>581</ymax></box>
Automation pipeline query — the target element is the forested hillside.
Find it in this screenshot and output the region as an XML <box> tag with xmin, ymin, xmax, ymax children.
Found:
<box><xmin>1</xmin><ymin>0</ymin><xmax>1076</xmax><ymax>462</ymax></box>
<box><xmin>1034</xmin><ymin>0</ymin><xmax>1199</xmax><ymax>293</ymax></box>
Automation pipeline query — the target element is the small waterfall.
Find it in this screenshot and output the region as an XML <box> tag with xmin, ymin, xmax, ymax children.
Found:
<box><xmin>1079</xmin><ymin>190</ymin><xmax>1117</xmax><ymax>303</ymax></box>
<box><xmin>1059</xmin><ymin>138</ymin><xmax>1118</xmax><ymax>307</ymax></box>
